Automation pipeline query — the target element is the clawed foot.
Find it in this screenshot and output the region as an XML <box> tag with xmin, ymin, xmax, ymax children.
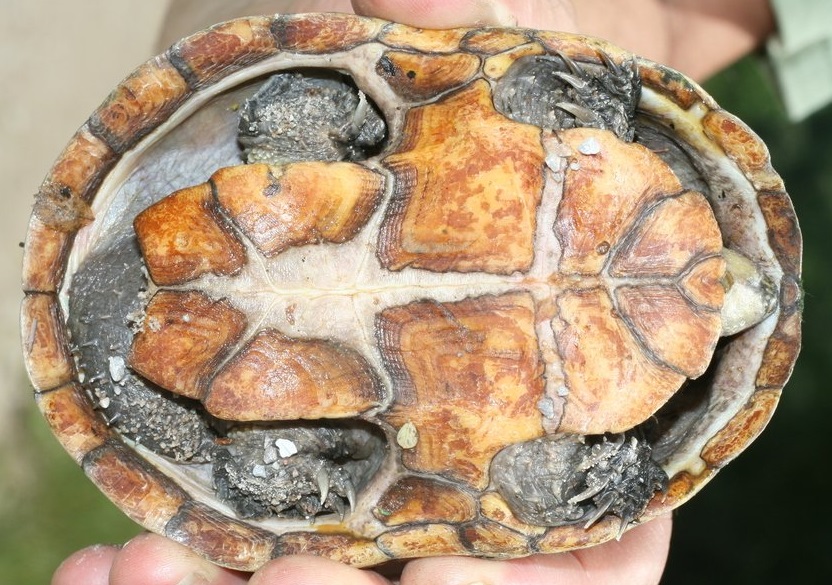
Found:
<box><xmin>212</xmin><ymin>425</ymin><xmax>382</xmax><ymax>520</ymax></box>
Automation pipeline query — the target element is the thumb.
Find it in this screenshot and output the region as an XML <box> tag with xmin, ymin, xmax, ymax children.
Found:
<box><xmin>351</xmin><ymin>0</ymin><xmax>579</xmax><ymax>31</ymax></box>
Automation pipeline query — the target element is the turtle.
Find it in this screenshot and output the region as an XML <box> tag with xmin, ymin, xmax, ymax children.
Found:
<box><xmin>21</xmin><ymin>13</ymin><xmax>802</xmax><ymax>571</ymax></box>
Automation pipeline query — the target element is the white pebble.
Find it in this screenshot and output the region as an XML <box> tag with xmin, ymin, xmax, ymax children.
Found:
<box><xmin>578</xmin><ymin>136</ymin><xmax>601</xmax><ymax>155</ymax></box>
<box><xmin>275</xmin><ymin>438</ymin><xmax>298</xmax><ymax>458</ymax></box>
<box><xmin>108</xmin><ymin>356</ymin><xmax>127</xmax><ymax>383</ymax></box>
<box><xmin>396</xmin><ymin>422</ymin><xmax>419</xmax><ymax>449</ymax></box>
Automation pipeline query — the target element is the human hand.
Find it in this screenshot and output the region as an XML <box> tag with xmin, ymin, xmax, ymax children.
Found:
<box><xmin>52</xmin><ymin>513</ymin><xmax>672</xmax><ymax>585</ymax></box>
<box><xmin>158</xmin><ymin>0</ymin><xmax>774</xmax><ymax>80</ymax></box>
<box><xmin>55</xmin><ymin>2</ymin><xmax>711</xmax><ymax>584</ymax></box>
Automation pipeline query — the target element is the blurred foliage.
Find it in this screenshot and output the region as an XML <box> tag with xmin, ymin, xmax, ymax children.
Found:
<box><xmin>0</xmin><ymin>402</ymin><xmax>137</xmax><ymax>583</ymax></box>
<box><xmin>2</xmin><ymin>54</ymin><xmax>830</xmax><ymax>584</ymax></box>
<box><xmin>663</xmin><ymin>56</ymin><xmax>832</xmax><ymax>583</ymax></box>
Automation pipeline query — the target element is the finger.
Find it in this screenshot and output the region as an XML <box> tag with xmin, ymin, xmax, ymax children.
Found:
<box><xmin>352</xmin><ymin>0</ymin><xmax>516</xmax><ymax>28</ymax></box>
<box><xmin>401</xmin><ymin>514</ymin><xmax>672</xmax><ymax>585</ymax></box>
<box><xmin>52</xmin><ymin>544</ymin><xmax>120</xmax><ymax>585</ymax></box>
<box><xmin>351</xmin><ymin>0</ymin><xmax>578</xmax><ymax>31</ymax></box>
<box><xmin>568</xmin><ymin>513</ymin><xmax>672</xmax><ymax>585</ymax></box>
<box><xmin>108</xmin><ymin>533</ymin><xmax>249</xmax><ymax>585</ymax></box>
<box><xmin>249</xmin><ymin>554</ymin><xmax>393</xmax><ymax>585</ymax></box>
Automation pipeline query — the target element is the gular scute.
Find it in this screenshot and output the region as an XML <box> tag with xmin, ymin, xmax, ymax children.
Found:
<box><xmin>133</xmin><ymin>182</ymin><xmax>247</xmax><ymax>286</ymax></box>
<box><xmin>204</xmin><ymin>330</ymin><xmax>382</xmax><ymax>421</ymax></box>
<box><xmin>615</xmin><ymin>285</ymin><xmax>721</xmax><ymax>378</ymax></box>
<box><xmin>680</xmin><ymin>256</ymin><xmax>728</xmax><ymax>310</ymax></box>
<box><xmin>377</xmin><ymin>292</ymin><xmax>546</xmax><ymax>488</ymax></box>
<box><xmin>129</xmin><ymin>290</ymin><xmax>247</xmax><ymax>400</ymax></box>
<box><xmin>212</xmin><ymin>162</ymin><xmax>386</xmax><ymax>257</ymax></box>
<box><xmin>609</xmin><ymin>191</ymin><xmax>724</xmax><ymax>280</ymax></box>
<box><xmin>378</xmin><ymin>79</ymin><xmax>545</xmax><ymax>274</ymax></box>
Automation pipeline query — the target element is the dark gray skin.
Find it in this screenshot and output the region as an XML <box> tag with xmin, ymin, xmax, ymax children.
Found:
<box><xmin>68</xmin><ymin>56</ymin><xmax>665</xmax><ymax>527</ymax></box>
<box><xmin>491</xmin><ymin>434</ymin><xmax>668</xmax><ymax>532</ymax></box>
<box><xmin>238</xmin><ymin>71</ymin><xmax>387</xmax><ymax>165</ymax></box>
<box><xmin>68</xmin><ymin>234</ymin><xmax>216</xmax><ymax>463</ymax></box>
<box><xmin>494</xmin><ymin>53</ymin><xmax>641</xmax><ymax>142</ymax></box>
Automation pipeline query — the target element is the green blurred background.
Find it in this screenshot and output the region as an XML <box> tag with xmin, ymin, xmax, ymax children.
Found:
<box><xmin>2</xmin><ymin>41</ymin><xmax>831</xmax><ymax>585</ymax></box>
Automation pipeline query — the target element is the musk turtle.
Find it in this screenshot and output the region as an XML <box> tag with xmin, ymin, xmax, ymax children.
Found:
<box><xmin>21</xmin><ymin>13</ymin><xmax>802</xmax><ymax>571</ymax></box>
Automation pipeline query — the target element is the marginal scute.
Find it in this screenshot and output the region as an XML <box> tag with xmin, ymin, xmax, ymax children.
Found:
<box><xmin>169</xmin><ymin>17</ymin><xmax>278</xmax><ymax>88</ymax></box>
<box><xmin>21</xmin><ymin>293</ymin><xmax>74</xmax><ymax>392</ymax></box>
<box><xmin>478</xmin><ymin>492</ymin><xmax>546</xmax><ymax>536</ymax></box>
<box><xmin>460</xmin><ymin>28</ymin><xmax>531</xmax><ymax>54</ymax></box>
<box><xmin>379</xmin><ymin>79</ymin><xmax>544</xmax><ymax>273</ymax></box>
<box><xmin>535</xmin><ymin>515</ymin><xmax>622</xmax><ymax>553</ymax></box>
<box><xmin>380</xmin><ymin>24</ymin><xmax>468</xmax><ymax>52</ymax></box>
<box><xmin>701</xmin><ymin>389</ymin><xmax>781</xmax><ymax>467</ymax></box>
<box><xmin>39</xmin><ymin>126</ymin><xmax>116</xmax><ymax>204</ymax></box>
<box><xmin>275</xmin><ymin>13</ymin><xmax>384</xmax><ymax>53</ymax></box>
<box><xmin>84</xmin><ymin>442</ymin><xmax>189</xmax><ymax>532</ymax></box>
<box><xmin>205</xmin><ymin>330</ymin><xmax>381</xmax><ymax>421</ymax></box>
<box><xmin>134</xmin><ymin>182</ymin><xmax>247</xmax><ymax>286</ymax></box>
<box><xmin>373</xmin><ymin>476</ymin><xmax>478</xmax><ymax>526</ymax></box>
<box><xmin>35</xmin><ymin>383</ymin><xmax>112</xmax><ymax>462</ymax></box>
<box><xmin>482</xmin><ymin>43</ymin><xmax>546</xmax><ymax>79</ymax></box>
<box><xmin>757</xmin><ymin>191</ymin><xmax>803</xmax><ymax>277</ymax></box>
<box><xmin>212</xmin><ymin>162</ymin><xmax>385</xmax><ymax>257</ymax></box>
<box><xmin>702</xmin><ymin>110</ymin><xmax>771</xmax><ymax>174</ymax></box>
<box><xmin>277</xmin><ymin>533</ymin><xmax>389</xmax><ymax>568</ymax></box>
<box><xmin>460</xmin><ymin>520</ymin><xmax>530</xmax><ymax>557</ymax></box>
<box><xmin>376</xmin><ymin>524</ymin><xmax>468</xmax><ymax>559</ymax></box>
<box><xmin>376</xmin><ymin>50</ymin><xmax>480</xmax><ymax>101</ymax></box>
<box><xmin>755</xmin><ymin>312</ymin><xmax>802</xmax><ymax>389</ymax></box>
<box><xmin>88</xmin><ymin>56</ymin><xmax>190</xmax><ymax>153</ymax></box>
<box><xmin>129</xmin><ymin>290</ymin><xmax>247</xmax><ymax>400</ymax></box>
<box><xmin>165</xmin><ymin>501</ymin><xmax>279</xmax><ymax>569</ymax></box>
<box><xmin>21</xmin><ymin>216</ymin><xmax>72</xmax><ymax>292</ymax></box>
<box><xmin>378</xmin><ymin>292</ymin><xmax>545</xmax><ymax>488</ymax></box>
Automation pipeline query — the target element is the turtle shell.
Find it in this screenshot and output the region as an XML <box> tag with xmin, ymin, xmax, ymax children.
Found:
<box><xmin>21</xmin><ymin>13</ymin><xmax>802</xmax><ymax>570</ymax></box>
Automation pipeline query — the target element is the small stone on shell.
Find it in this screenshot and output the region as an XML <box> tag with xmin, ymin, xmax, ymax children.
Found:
<box><xmin>397</xmin><ymin>422</ymin><xmax>419</xmax><ymax>449</ymax></box>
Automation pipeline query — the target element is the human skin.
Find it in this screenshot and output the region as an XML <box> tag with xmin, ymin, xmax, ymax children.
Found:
<box><xmin>52</xmin><ymin>1</ymin><xmax>775</xmax><ymax>584</ymax></box>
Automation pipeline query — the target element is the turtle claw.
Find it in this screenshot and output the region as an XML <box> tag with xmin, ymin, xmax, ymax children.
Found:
<box><xmin>332</xmin><ymin>497</ymin><xmax>347</xmax><ymax>522</ymax></box>
<box><xmin>316</xmin><ymin>467</ymin><xmax>331</xmax><ymax>504</ymax></box>
<box><xmin>553</xmin><ymin>71</ymin><xmax>589</xmax><ymax>91</ymax></box>
<box><xmin>554</xmin><ymin>101</ymin><xmax>600</xmax><ymax>126</ymax></box>
<box><xmin>556</xmin><ymin>51</ymin><xmax>584</xmax><ymax>76</ymax></box>
<box><xmin>345</xmin><ymin>478</ymin><xmax>357</xmax><ymax>513</ymax></box>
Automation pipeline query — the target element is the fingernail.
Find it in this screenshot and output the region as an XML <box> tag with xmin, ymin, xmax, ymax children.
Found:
<box><xmin>478</xmin><ymin>0</ymin><xmax>517</xmax><ymax>27</ymax></box>
<box><xmin>176</xmin><ymin>573</ymin><xmax>211</xmax><ymax>585</ymax></box>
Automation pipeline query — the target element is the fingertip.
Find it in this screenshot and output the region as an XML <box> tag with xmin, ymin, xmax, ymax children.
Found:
<box><xmin>400</xmin><ymin>555</ymin><xmax>513</xmax><ymax>585</ymax></box>
<box><xmin>249</xmin><ymin>554</ymin><xmax>392</xmax><ymax>585</ymax></box>
<box><xmin>52</xmin><ymin>544</ymin><xmax>120</xmax><ymax>585</ymax></box>
<box><xmin>569</xmin><ymin>513</ymin><xmax>673</xmax><ymax>585</ymax></box>
<box><xmin>352</xmin><ymin>0</ymin><xmax>517</xmax><ymax>28</ymax></box>
<box><xmin>109</xmin><ymin>533</ymin><xmax>247</xmax><ymax>585</ymax></box>
<box><xmin>352</xmin><ymin>0</ymin><xmax>579</xmax><ymax>32</ymax></box>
